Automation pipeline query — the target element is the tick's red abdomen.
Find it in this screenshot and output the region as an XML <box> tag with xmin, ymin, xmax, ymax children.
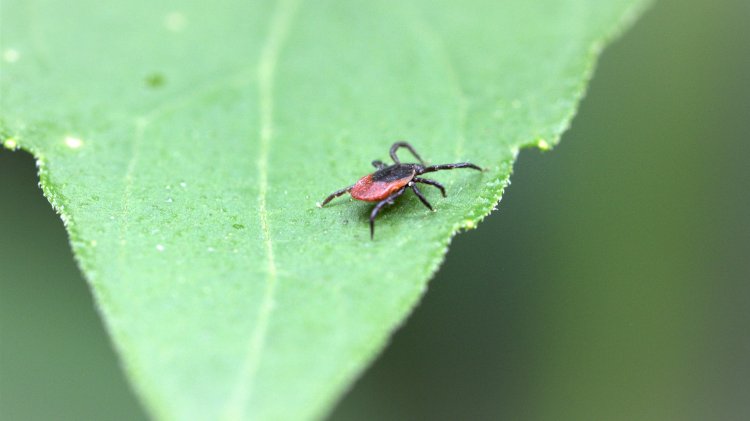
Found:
<box><xmin>350</xmin><ymin>175</ymin><xmax>409</xmax><ymax>201</ymax></box>
<box><xmin>350</xmin><ymin>166</ymin><xmax>415</xmax><ymax>202</ymax></box>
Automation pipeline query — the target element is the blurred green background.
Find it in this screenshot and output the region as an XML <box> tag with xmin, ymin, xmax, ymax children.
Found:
<box><xmin>1</xmin><ymin>0</ymin><xmax>748</xmax><ymax>419</ymax></box>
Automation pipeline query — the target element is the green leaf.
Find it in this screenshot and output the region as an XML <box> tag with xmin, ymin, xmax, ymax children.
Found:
<box><xmin>1</xmin><ymin>0</ymin><xmax>649</xmax><ymax>419</ymax></box>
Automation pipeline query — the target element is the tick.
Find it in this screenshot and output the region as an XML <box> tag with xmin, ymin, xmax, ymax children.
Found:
<box><xmin>318</xmin><ymin>141</ymin><xmax>482</xmax><ymax>238</ymax></box>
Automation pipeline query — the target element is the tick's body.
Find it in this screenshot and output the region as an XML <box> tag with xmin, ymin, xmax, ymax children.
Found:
<box><xmin>319</xmin><ymin>142</ymin><xmax>482</xmax><ymax>238</ymax></box>
<box><xmin>351</xmin><ymin>165</ymin><xmax>417</xmax><ymax>201</ymax></box>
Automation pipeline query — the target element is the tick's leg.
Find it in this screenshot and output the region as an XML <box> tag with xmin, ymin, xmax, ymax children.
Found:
<box><xmin>370</xmin><ymin>187</ymin><xmax>406</xmax><ymax>239</ymax></box>
<box><xmin>413</xmin><ymin>177</ymin><xmax>446</xmax><ymax>197</ymax></box>
<box><xmin>410</xmin><ymin>183</ymin><xmax>434</xmax><ymax>211</ymax></box>
<box><xmin>319</xmin><ymin>185</ymin><xmax>353</xmax><ymax>207</ymax></box>
<box><xmin>390</xmin><ymin>141</ymin><xmax>426</xmax><ymax>165</ymax></box>
<box><xmin>422</xmin><ymin>162</ymin><xmax>483</xmax><ymax>173</ymax></box>
<box><xmin>371</xmin><ymin>160</ymin><xmax>387</xmax><ymax>169</ymax></box>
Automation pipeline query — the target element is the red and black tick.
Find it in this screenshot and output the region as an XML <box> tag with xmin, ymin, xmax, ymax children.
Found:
<box><xmin>318</xmin><ymin>141</ymin><xmax>482</xmax><ymax>238</ymax></box>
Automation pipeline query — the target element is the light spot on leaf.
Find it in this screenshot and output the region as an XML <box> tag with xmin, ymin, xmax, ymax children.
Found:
<box><xmin>2</xmin><ymin>49</ymin><xmax>19</xmax><ymax>63</ymax></box>
<box><xmin>3</xmin><ymin>138</ymin><xmax>18</xmax><ymax>150</ymax></box>
<box><xmin>64</xmin><ymin>136</ymin><xmax>83</xmax><ymax>149</ymax></box>
<box><xmin>164</xmin><ymin>12</ymin><xmax>188</xmax><ymax>32</ymax></box>
<box><xmin>156</xmin><ymin>244</ymin><xmax>165</xmax><ymax>252</ymax></box>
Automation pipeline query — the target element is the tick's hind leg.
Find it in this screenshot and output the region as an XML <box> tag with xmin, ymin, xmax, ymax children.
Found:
<box><xmin>422</xmin><ymin>162</ymin><xmax>483</xmax><ymax>173</ymax></box>
<box><xmin>319</xmin><ymin>185</ymin><xmax>353</xmax><ymax>207</ymax></box>
<box><xmin>413</xmin><ymin>177</ymin><xmax>446</xmax><ymax>197</ymax></box>
<box><xmin>370</xmin><ymin>187</ymin><xmax>407</xmax><ymax>239</ymax></box>
<box><xmin>410</xmin><ymin>183</ymin><xmax>434</xmax><ymax>211</ymax></box>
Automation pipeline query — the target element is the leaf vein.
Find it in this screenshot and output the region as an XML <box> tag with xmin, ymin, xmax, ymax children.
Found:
<box><xmin>222</xmin><ymin>0</ymin><xmax>301</xmax><ymax>419</ymax></box>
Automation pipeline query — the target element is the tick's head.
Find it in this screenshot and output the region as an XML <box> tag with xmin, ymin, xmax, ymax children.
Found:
<box><xmin>409</xmin><ymin>163</ymin><xmax>426</xmax><ymax>174</ymax></box>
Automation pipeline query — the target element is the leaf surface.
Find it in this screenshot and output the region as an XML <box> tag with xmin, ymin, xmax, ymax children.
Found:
<box><xmin>1</xmin><ymin>0</ymin><xmax>648</xmax><ymax>419</ymax></box>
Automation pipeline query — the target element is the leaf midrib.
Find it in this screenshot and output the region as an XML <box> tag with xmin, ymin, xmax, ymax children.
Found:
<box><xmin>220</xmin><ymin>0</ymin><xmax>301</xmax><ymax>419</ymax></box>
